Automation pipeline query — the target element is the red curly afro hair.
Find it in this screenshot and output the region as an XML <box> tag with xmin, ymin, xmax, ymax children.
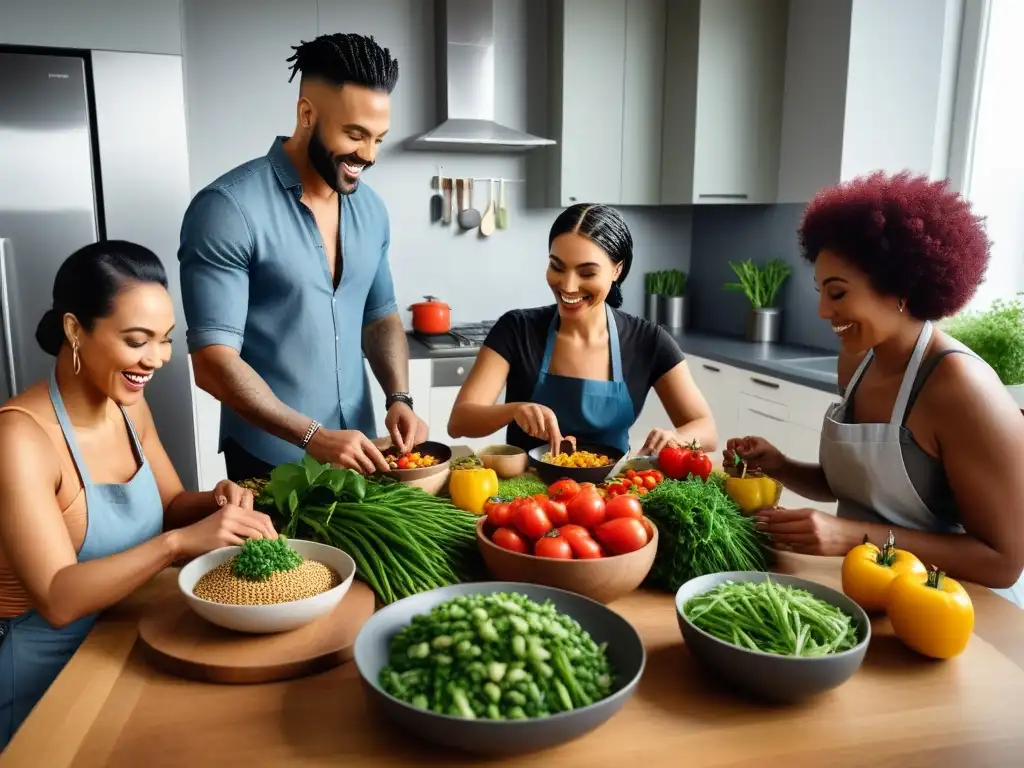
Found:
<box><xmin>798</xmin><ymin>171</ymin><xmax>991</xmax><ymax>320</ymax></box>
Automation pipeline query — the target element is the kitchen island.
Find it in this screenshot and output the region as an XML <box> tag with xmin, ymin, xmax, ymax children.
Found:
<box><xmin>4</xmin><ymin>552</ymin><xmax>1023</xmax><ymax>767</ymax></box>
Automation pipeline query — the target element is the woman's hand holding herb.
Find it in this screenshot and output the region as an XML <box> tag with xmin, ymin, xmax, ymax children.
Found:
<box><xmin>724</xmin><ymin>436</ymin><xmax>785</xmax><ymax>474</ymax></box>
<box><xmin>755</xmin><ymin>507</ymin><xmax>852</xmax><ymax>556</ymax></box>
<box><xmin>171</xmin><ymin>504</ymin><xmax>279</xmax><ymax>559</ymax></box>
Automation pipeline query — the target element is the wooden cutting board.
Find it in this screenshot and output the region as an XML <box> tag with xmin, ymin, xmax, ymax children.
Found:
<box><xmin>138</xmin><ymin>580</ymin><xmax>376</xmax><ymax>684</ymax></box>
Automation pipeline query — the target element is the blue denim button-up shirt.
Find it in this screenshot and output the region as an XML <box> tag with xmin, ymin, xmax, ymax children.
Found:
<box><xmin>178</xmin><ymin>137</ymin><xmax>397</xmax><ymax>467</ymax></box>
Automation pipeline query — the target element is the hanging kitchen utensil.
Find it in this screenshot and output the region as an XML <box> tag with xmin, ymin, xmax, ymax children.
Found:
<box><xmin>496</xmin><ymin>178</ymin><xmax>509</xmax><ymax>229</ymax></box>
<box><xmin>479</xmin><ymin>179</ymin><xmax>497</xmax><ymax>237</ymax></box>
<box><xmin>430</xmin><ymin>173</ymin><xmax>444</xmax><ymax>223</ymax></box>
<box><xmin>458</xmin><ymin>178</ymin><xmax>482</xmax><ymax>231</ymax></box>
<box><xmin>441</xmin><ymin>178</ymin><xmax>453</xmax><ymax>226</ymax></box>
<box><xmin>408</xmin><ymin>295</ymin><xmax>452</xmax><ymax>335</ymax></box>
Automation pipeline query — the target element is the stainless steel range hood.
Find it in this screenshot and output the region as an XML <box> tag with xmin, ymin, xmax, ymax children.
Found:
<box><xmin>408</xmin><ymin>0</ymin><xmax>555</xmax><ymax>152</ymax></box>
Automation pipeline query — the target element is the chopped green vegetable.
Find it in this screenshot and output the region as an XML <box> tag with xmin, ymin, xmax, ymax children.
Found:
<box><xmin>379</xmin><ymin>591</ymin><xmax>615</xmax><ymax>719</ymax></box>
<box><xmin>495</xmin><ymin>475</ymin><xmax>548</xmax><ymax>499</ymax></box>
<box><xmin>684</xmin><ymin>579</ymin><xmax>860</xmax><ymax>656</ymax></box>
<box><xmin>256</xmin><ymin>455</ymin><xmax>481</xmax><ymax>604</ymax></box>
<box><xmin>640</xmin><ymin>478</ymin><xmax>769</xmax><ymax>592</ymax></box>
<box><xmin>232</xmin><ymin>536</ymin><xmax>303</xmax><ymax>582</ymax></box>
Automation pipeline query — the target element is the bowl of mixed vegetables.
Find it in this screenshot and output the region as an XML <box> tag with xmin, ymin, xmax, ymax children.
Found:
<box><xmin>528</xmin><ymin>439</ymin><xmax>624</xmax><ymax>486</ymax></box>
<box><xmin>353</xmin><ymin>582</ymin><xmax>645</xmax><ymax>755</ymax></box>
<box><xmin>675</xmin><ymin>571</ymin><xmax>871</xmax><ymax>703</ymax></box>
<box><xmin>381</xmin><ymin>440</ymin><xmax>452</xmax><ymax>482</ymax></box>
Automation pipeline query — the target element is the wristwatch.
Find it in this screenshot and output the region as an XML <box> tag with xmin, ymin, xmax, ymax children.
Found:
<box><xmin>386</xmin><ymin>392</ymin><xmax>413</xmax><ymax>411</ymax></box>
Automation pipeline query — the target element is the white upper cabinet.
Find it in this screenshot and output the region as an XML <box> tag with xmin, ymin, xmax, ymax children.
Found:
<box><xmin>776</xmin><ymin>0</ymin><xmax>964</xmax><ymax>203</ymax></box>
<box><xmin>660</xmin><ymin>0</ymin><xmax>789</xmax><ymax>205</ymax></box>
<box><xmin>548</xmin><ymin>0</ymin><xmax>666</xmax><ymax>207</ymax></box>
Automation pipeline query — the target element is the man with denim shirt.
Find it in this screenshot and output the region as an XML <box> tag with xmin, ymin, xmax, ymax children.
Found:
<box><xmin>178</xmin><ymin>33</ymin><xmax>427</xmax><ymax>481</ymax></box>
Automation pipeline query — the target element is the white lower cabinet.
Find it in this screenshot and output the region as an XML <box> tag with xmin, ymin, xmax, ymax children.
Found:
<box><xmin>427</xmin><ymin>356</ymin><xmax>507</xmax><ymax>450</ymax></box>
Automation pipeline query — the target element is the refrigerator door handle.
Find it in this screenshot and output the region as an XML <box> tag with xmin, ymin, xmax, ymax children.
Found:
<box><xmin>0</xmin><ymin>238</ymin><xmax>17</xmax><ymax>396</ymax></box>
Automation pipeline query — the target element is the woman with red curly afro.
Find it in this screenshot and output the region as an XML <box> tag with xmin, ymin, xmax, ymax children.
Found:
<box><xmin>726</xmin><ymin>171</ymin><xmax>1024</xmax><ymax>604</ymax></box>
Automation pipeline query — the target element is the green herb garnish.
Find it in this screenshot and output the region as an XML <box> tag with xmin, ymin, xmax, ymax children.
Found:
<box><xmin>496</xmin><ymin>474</ymin><xmax>548</xmax><ymax>499</ymax></box>
<box><xmin>723</xmin><ymin>258</ymin><xmax>791</xmax><ymax>309</ymax></box>
<box><xmin>233</xmin><ymin>536</ymin><xmax>304</xmax><ymax>581</ymax></box>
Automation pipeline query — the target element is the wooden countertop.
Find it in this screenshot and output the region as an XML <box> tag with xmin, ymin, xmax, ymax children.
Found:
<box><xmin>4</xmin><ymin>551</ymin><xmax>1024</xmax><ymax>767</ymax></box>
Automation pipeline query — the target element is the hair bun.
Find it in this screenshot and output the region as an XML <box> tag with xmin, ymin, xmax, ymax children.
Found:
<box><xmin>607</xmin><ymin>281</ymin><xmax>624</xmax><ymax>309</ymax></box>
<box><xmin>35</xmin><ymin>309</ymin><xmax>65</xmax><ymax>356</ymax></box>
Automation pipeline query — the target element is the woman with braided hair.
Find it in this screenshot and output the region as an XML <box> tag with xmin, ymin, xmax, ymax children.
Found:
<box><xmin>448</xmin><ymin>203</ymin><xmax>716</xmax><ymax>457</ymax></box>
<box><xmin>179</xmin><ymin>32</ymin><xmax>427</xmax><ymax>482</ymax></box>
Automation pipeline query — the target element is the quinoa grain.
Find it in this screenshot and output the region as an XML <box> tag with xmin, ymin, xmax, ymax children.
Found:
<box><xmin>193</xmin><ymin>558</ymin><xmax>339</xmax><ymax>605</ymax></box>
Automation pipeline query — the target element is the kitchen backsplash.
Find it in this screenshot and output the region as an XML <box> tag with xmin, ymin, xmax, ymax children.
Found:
<box><xmin>687</xmin><ymin>203</ymin><xmax>839</xmax><ymax>352</ymax></box>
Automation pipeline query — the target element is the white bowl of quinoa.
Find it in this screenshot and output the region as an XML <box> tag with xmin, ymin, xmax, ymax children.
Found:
<box><xmin>179</xmin><ymin>538</ymin><xmax>357</xmax><ymax>634</ymax></box>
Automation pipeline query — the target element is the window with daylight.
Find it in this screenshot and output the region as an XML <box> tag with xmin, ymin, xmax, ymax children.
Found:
<box><xmin>962</xmin><ymin>0</ymin><xmax>1024</xmax><ymax>311</ymax></box>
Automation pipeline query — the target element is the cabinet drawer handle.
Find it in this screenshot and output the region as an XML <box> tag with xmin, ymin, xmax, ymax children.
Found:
<box><xmin>698</xmin><ymin>193</ymin><xmax>749</xmax><ymax>200</ymax></box>
<box><xmin>750</xmin><ymin>377</ymin><xmax>780</xmax><ymax>390</ymax></box>
<box><xmin>748</xmin><ymin>408</ymin><xmax>785</xmax><ymax>423</ymax></box>
<box><xmin>701</xmin><ymin>363</ymin><xmax>721</xmax><ymax>373</ymax></box>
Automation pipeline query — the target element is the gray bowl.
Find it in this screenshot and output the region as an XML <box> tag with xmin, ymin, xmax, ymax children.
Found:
<box><xmin>353</xmin><ymin>581</ymin><xmax>646</xmax><ymax>756</ymax></box>
<box><xmin>675</xmin><ymin>571</ymin><xmax>871</xmax><ymax>704</ymax></box>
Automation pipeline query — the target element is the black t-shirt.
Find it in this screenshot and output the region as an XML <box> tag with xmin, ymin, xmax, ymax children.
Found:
<box><xmin>483</xmin><ymin>305</ymin><xmax>686</xmax><ymax>449</ymax></box>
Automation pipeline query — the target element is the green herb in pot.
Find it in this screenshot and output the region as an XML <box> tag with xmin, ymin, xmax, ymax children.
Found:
<box><xmin>684</xmin><ymin>579</ymin><xmax>860</xmax><ymax>656</ymax></box>
<box><xmin>723</xmin><ymin>258</ymin><xmax>791</xmax><ymax>309</ymax></box>
<box><xmin>379</xmin><ymin>591</ymin><xmax>615</xmax><ymax>719</ymax></box>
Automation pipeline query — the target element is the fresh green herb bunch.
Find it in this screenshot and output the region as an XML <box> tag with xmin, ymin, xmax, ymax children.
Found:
<box><xmin>645</xmin><ymin>269</ymin><xmax>687</xmax><ymax>297</ymax></box>
<box><xmin>496</xmin><ymin>474</ymin><xmax>548</xmax><ymax>499</ymax></box>
<box><xmin>232</xmin><ymin>536</ymin><xmax>304</xmax><ymax>582</ymax></box>
<box><xmin>723</xmin><ymin>258</ymin><xmax>791</xmax><ymax>309</ymax></box>
<box><xmin>944</xmin><ymin>296</ymin><xmax>1024</xmax><ymax>386</ymax></box>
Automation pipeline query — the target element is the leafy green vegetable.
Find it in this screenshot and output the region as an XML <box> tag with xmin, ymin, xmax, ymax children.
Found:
<box><xmin>645</xmin><ymin>269</ymin><xmax>687</xmax><ymax>297</ymax></box>
<box><xmin>232</xmin><ymin>536</ymin><xmax>303</xmax><ymax>581</ymax></box>
<box><xmin>684</xmin><ymin>579</ymin><xmax>860</xmax><ymax>656</ymax></box>
<box><xmin>723</xmin><ymin>258</ymin><xmax>791</xmax><ymax>309</ymax></box>
<box><xmin>255</xmin><ymin>455</ymin><xmax>480</xmax><ymax>604</ymax></box>
<box><xmin>944</xmin><ymin>296</ymin><xmax>1024</xmax><ymax>386</ymax></box>
<box><xmin>640</xmin><ymin>478</ymin><xmax>769</xmax><ymax>592</ymax></box>
<box><xmin>496</xmin><ymin>475</ymin><xmax>548</xmax><ymax>499</ymax></box>
<box><xmin>379</xmin><ymin>591</ymin><xmax>614</xmax><ymax>719</ymax></box>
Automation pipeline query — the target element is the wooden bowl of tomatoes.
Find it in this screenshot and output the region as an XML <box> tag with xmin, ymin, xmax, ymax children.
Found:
<box><xmin>476</xmin><ymin>483</ymin><xmax>659</xmax><ymax>605</ymax></box>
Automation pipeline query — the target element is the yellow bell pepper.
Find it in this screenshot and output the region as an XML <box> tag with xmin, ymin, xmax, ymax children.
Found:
<box><xmin>724</xmin><ymin>474</ymin><xmax>779</xmax><ymax>515</ymax></box>
<box><xmin>887</xmin><ymin>566</ymin><xmax>974</xmax><ymax>659</ymax></box>
<box><xmin>841</xmin><ymin>530</ymin><xmax>926</xmax><ymax>612</ymax></box>
<box><xmin>448</xmin><ymin>467</ymin><xmax>499</xmax><ymax>515</ymax></box>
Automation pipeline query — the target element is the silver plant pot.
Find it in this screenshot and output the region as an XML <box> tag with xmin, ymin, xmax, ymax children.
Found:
<box><xmin>658</xmin><ymin>295</ymin><xmax>687</xmax><ymax>331</ymax></box>
<box><xmin>745</xmin><ymin>307</ymin><xmax>781</xmax><ymax>343</ymax></box>
<box><xmin>644</xmin><ymin>293</ymin><xmax>660</xmax><ymax>324</ymax></box>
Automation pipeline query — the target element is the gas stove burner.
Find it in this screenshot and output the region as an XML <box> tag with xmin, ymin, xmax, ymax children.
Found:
<box><xmin>413</xmin><ymin>321</ymin><xmax>496</xmax><ymax>351</ymax></box>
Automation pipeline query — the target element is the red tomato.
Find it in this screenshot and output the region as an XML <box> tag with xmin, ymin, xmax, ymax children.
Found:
<box><xmin>605</xmin><ymin>483</ymin><xmax>625</xmax><ymax>496</ymax></box>
<box><xmin>567</xmin><ymin>489</ymin><xmax>606</xmax><ymax>529</ymax></box>
<box><xmin>625</xmin><ymin>470</ymin><xmax>637</xmax><ymax>479</ymax></box>
<box><xmin>643</xmin><ymin>475</ymin><xmax>657</xmax><ymax>490</ymax></box>
<box><xmin>543</xmin><ymin>499</ymin><xmax>569</xmax><ymax>527</ymax></box>
<box><xmin>492</xmin><ymin>527</ymin><xmax>530</xmax><ymax>554</ymax></box>
<box><xmin>484</xmin><ymin>498</ymin><xmax>513</xmax><ymax>528</ymax></box>
<box><xmin>650</xmin><ymin>470</ymin><xmax>664</xmax><ymax>483</ymax></box>
<box><xmin>533</xmin><ymin>493</ymin><xmax>549</xmax><ymax>505</ymax></box>
<box><xmin>514</xmin><ymin>499</ymin><xmax>553</xmax><ymax>540</ymax></box>
<box><xmin>556</xmin><ymin>524</ymin><xmax>603</xmax><ymax>559</ymax></box>
<box><xmin>397</xmin><ymin>456</ymin><xmax>410</xmax><ymax>469</ymax></box>
<box><xmin>533</xmin><ymin>531</ymin><xmax>574</xmax><ymax>560</ymax></box>
<box><xmin>547</xmin><ymin>478</ymin><xmax>581</xmax><ymax>502</ymax></box>
<box><xmin>594</xmin><ymin>518</ymin><xmax>649</xmax><ymax>555</ymax></box>
<box><xmin>636</xmin><ymin>486</ymin><xmax>648</xmax><ymax>496</ymax></box>
<box><xmin>658</xmin><ymin>440</ymin><xmax>712</xmax><ymax>482</ymax></box>
<box><xmin>604</xmin><ymin>494</ymin><xmax>643</xmax><ymax>521</ymax></box>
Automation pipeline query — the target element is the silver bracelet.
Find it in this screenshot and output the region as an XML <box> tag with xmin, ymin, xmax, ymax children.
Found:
<box><xmin>300</xmin><ymin>419</ymin><xmax>322</xmax><ymax>449</ymax></box>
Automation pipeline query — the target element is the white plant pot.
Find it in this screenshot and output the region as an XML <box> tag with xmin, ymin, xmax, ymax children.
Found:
<box><xmin>1006</xmin><ymin>384</ymin><xmax>1024</xmax><ymax>411</ymax></box>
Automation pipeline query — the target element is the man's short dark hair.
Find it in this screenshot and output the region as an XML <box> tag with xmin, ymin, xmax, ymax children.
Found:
<box><xmin>286</xmin><ymin>33</ymin><xmax>399</xmax><ymax>94</ymax></box>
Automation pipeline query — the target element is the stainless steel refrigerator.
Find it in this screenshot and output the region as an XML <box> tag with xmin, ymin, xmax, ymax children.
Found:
<box><xmin>0</xmin><ymin>47</ymin><xmax>200</xmax><ymax>490</ymax></box>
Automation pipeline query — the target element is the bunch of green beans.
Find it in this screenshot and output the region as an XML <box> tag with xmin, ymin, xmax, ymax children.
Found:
<box><xmin>289</xmin><ymin>481</ymin><xmax>481</xmax><ymax>605</ymax></box>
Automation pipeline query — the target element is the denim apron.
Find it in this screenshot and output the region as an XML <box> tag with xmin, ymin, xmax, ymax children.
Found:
<box><xmin>820</xmin><ymin>322</ymin><xmax>1024</xmax><ymax>606</ymax></box>
<box><xmin>529</xmin><ymin>304</ymin><xmax>636</xmax><ymax>454</ymax></box>
<box><xmin>0</xmin><ymin>370</ymin><xmax>164</xmax><ymax>749</ymax></box>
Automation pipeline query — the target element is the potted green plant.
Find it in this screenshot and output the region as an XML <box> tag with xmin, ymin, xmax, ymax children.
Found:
<box><xmin>723</xmin><ymin>258</ymin><xmax>791</xmax><ymax>343</ymax></box>
<box><xmin>644</xmin><ymin>269</ymin><xmax>688</xmax><ymax>330</ymax></box>
<box><xmin>944</xmin><ymin>296</ymin><xmax>1024</xmax><ymax>409</ymax></box>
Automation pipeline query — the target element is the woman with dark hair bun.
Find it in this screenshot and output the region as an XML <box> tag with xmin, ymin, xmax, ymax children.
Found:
<box><xmin>448</xmin><ymin>203</ymin><xmax>716</xmax><ymax>456</ymax></box>
<box><xmin>0</xmin><ymin>241</ymin><xmax>276</xmax><ymax>747</ymax></box>
<box><xmin>724</xmin><ymin>172</ymin><xmax>1024</xmax><ymax>605</ymax></box>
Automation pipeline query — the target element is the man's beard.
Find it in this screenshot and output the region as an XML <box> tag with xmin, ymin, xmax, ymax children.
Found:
<box><xmin>307</xmin><ymin>123</ymin><xmax>372</xmax><ymax>195</ymax></box>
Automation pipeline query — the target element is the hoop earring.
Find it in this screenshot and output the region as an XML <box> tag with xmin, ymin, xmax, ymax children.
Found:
<box><xmin>72</xmin><ymin>340</ymin><xmax>81</xmax><ymax>375</ymax></box>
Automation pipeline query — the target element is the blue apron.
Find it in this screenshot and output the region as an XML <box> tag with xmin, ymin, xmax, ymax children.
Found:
<box><xmin>529</xmin><ymin>304</ymin><xmax>636</xmax><ymax>454</ymax></box>
<box><xmin>0</xmin><ymin>370</ymin><xmax>164</xmax><ymax>749</ymax></box>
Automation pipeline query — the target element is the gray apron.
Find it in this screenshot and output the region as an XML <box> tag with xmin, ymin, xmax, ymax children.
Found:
<box><xmin>820</xmin><ymin>321</ymin><xmax>1023</xmax><ymax>606</ymax></box>
<box><xmin>0</xmin><ymin>369</ymin><xmax>165</xmax><ymax>749</ymax></box>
